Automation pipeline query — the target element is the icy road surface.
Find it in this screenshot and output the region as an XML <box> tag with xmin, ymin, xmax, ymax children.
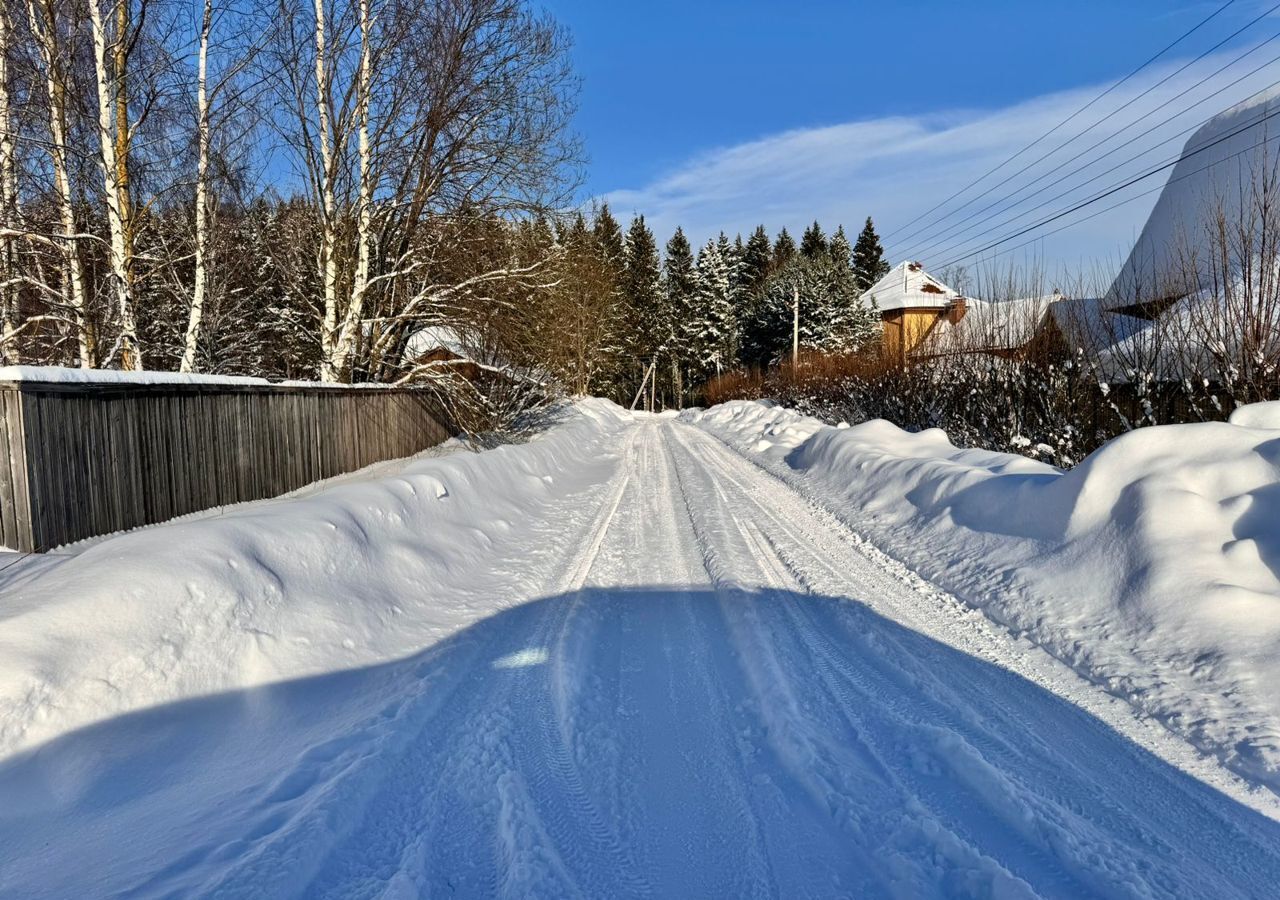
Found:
<box><xmin>5</xmin><ymin>417</ymin><xmax>1280</xmax><ymax>897</ymax></box>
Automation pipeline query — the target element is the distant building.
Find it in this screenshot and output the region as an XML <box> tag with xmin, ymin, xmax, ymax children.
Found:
<box><xmin>858</xmin><ymin>261</ymin><xmax>969</xmax><ymax>365</ymax></box>
<box><xmin>860</xmin><ymin>262</ymin><xmax>1149</xmax><ymax>366</ymax></box>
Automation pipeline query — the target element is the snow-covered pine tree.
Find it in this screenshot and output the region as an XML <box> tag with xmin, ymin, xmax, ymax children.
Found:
<box><xmin>773</xmin><ymin>228</ymin><xmax>797</xmax><ymax>269</ymax></box>
<box><xmin>852</xmin><ymin>216</ymin><xmax>890</xmax><ymax>293</ymax></box>
<box><xmin>800</xmin><ymin>220</ymin><xmax>827</xmax><ymax>259</ymax></box>
<box><xmin>691</xmin><ymin>237</ymin><xmax>736</xmax><ymax>379</ymax></box>
<box><xmin>830</xmin><ymin>225</ymin><xmax>853</xmax><ymax>272</ymax></box>
<box><xmin>622</xmin><ymin>215</ymin><xmax>665</xmax><ymax>386</ymax></box>
<box><xmin>741</xmin><ymin>225</ymin><xmax>772</xmax><ymax>294</ymax></box>
<box><xmin>593</xmin><ymin>202</ymin><xmax>625</xmax><ymax>274</ymax></box>
<box><xmin>759</xmin><ymin>250</ymin><xmax>879</xmax><ymax>358</ymax></box>
<box><xmin>734</xmin><ymin>225</ymin><xmax>774</xmax><ymax>366</ymax></box>
<box><xmin>663</xmin><ymin>227</ymin><xmax>698</xmax><ymax>405</ymax></box>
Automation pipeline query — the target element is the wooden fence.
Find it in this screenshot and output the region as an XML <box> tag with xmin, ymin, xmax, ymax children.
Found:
<box><xmin>0</xmin><ymin>379</ymin><xmax>452</xmax><ymax>552</ymax></box>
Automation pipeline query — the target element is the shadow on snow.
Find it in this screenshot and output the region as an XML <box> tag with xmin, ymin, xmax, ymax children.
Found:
<box><xmin>2</xmin><ymin>586</ymin><xmax>1280</xmax><ymax>898</ymax></box>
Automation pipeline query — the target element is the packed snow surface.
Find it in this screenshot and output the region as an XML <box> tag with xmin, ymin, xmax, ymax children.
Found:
<box><xmin>3</xmin><ymin>400</ymin><xmax>1280</xmax><ymax>897</ymax></box>
<box><xmin>687</xmin><ymin>400</ymin><xmax>1280</xmax><ymax>796</ymax></box>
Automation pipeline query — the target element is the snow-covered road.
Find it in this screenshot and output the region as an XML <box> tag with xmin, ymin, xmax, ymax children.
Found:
<box><xmin>4</xmin><ymin>415</ymin><xmax>1280</xmax><ymax>897</ymax></box>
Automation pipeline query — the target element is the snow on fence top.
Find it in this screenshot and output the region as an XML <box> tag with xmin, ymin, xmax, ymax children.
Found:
<box><xmin>0</xmin><ymin>365</ymin><xmax>400</xmax><ymax>389</ymax></box>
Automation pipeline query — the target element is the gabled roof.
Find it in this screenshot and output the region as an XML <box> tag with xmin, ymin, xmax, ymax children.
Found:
<box><xmin>859</xmin><ymin>261</ymin><xmax>962</xmax><ymax>312</ymax></box>
<box><xmin>912</xmin><ymin>295</ymin><xmax>1055</xmax><ymax>357</ymax></box>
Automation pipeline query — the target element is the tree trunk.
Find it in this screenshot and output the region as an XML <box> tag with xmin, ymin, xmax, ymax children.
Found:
<box><xmin>181</xmin><ymin>0</ymin><xmax>214</xmax><ymax>372</ymax></box>
<box><xmin>28</xmin><ymin>0</ymin><xmax>94</xmax><ymax>367</ymax></box>
<box><xmin>327</xmin><ymin>0</ymin><xmax>373</xmax><ymax>382</ymax></box>
<box><xmin>314</xmin><ymin>0</ymin><xmax>341</xmax><ymax>382</ymax></box>
<box><xmin>0</xmin><ymin>4</ymin><xmax>16</xmax><ymax>364</ymax></box>
<box><xmin>88</xmin><ymin>0</ymin><xmax>142</xmax><ymax>369</ymax></box>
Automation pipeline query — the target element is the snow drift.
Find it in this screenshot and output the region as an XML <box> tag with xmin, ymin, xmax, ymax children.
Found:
<box><xmin>0</xmin><ymin>400</ymin><xmax>632</xmax><ymax>761</ymax></box>
<box><xmin>686</xmin><ymin>400</ymin><xmax>1280</xmax><ymax>794</ymax></box>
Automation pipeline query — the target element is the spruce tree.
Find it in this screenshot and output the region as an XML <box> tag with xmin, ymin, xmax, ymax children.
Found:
<box><xmin>830</xmin><ymin>225</ymin><xmax>852</xmax><ymax>269</ymax></box>
<box><xmin>757</xmin><ymin>251</ymin><xmax>880</xmax><ymax>361</ymax></box>
<box><xmin>852</xmin><ymin>216</ymin><xmax>890</xmax><ymax>293</ymax></box>
<box><xmin>772</xmin><ymin>228</ymin><xmax>797</xmax><ymax>269</ymax></box>
<box><xmin>663</xmin><ymin>228</ymin><xmax>698</xmax><ymax>404</ymax></box>
<box><xmin>592</xmin><ymin>203</ymin><xmax>625</xmax><ymax>270</ymax></box>
<box><xmin>693</xmin><ymin>238</ymin><xmax>737</xmax><ymax>378</ymax></box>
<box><xmin>741</xmin><ymin>225</ymin><xmax>772</xmax><ymax>294</ymax></box>
<box><xmin>800</xmin><ymin>220</ymin><xmax>828</xmax><ymax>259</ymax></box>
<box><xmin>622</xmin><ymin>215</ymin><xmax>664</xmax><ymax>370</ymax></box>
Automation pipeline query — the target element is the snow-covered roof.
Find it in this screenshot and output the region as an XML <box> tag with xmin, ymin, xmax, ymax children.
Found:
<box><xmin>1108</xmin><ymin>87</ymin><xmax>1280</xmax><ymax>308</ymax></box>
<box><xmin>1095</xmin><ymin>286</ymin><xmax>1280</xmax><ymax>382</ymax></box>
<box><xmin>1047</xmin><ymin>296</ymin><xmax>1147</xmax><ymax>353</ymax></box>
<box><xmin>405</xmin><ymin>326</ymin><xmax>469</xmax><ymax>361</ymax></box>
<box><xmin>912</xmin><ymin>295</ymin><xmax>1054</xmax><ymax>356</ymax></box>
<box><xmin>859</xmin><ymin>261</ymin><xmax>962</xmax><ymax>312</ymax></box>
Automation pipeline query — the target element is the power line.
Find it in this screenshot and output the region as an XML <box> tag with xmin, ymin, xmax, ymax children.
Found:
<box><xmin>916</xmin><ymin>57</ymin><xmax>1280</xmax><ymax>264</ymax></box>
<box><xmin>889</xmin><ymin>1</ymin><xmax>1276</xmax><ymax>254</ymax></box>
<box><xmin>923</xmin><ymin>88</ymin><xmax>1280</xmax><ymax>265</ymax></box>
<box><xmin>933</xmin><ymin>102</ymin><xmax>1280</xmax><ymax>270</ymax></box>
<box><xmin>896</xmin><ymin>5</ymin><xmax>1280</xmax><ymax>257</ymax></box>
<box><xmin>941</xmin><ymin>130</ymin><xmax>1280</xmax><ymax>270</ymax></box>
<box><xmin>881</xmin><ymin>0</ymin><xmax>1237</xmax><ymax>243</ymax></box>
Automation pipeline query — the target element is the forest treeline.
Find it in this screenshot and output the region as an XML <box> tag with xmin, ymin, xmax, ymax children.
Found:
<box><xmin>541</xmin><ymin>208</ymin><xmax>889</xmax><ymax>410</ymax></box>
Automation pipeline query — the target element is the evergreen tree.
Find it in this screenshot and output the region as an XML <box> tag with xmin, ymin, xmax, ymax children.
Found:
<box><xmin>622</xmin><ymin>215</ymin><xmax>665</xmax><ymax>370</ymax></box>
<box><xmin>772</xmin><ymin>228</ymin><xmax>797</xmax><ymax>269</ymax></box>
<box><xmin>852</xmin><ymin>216</ymin><xmax>891</xmax><ymax>293</ymax></box>
<box><xmin>740</xmin><ymin>225</ymin><xmax>772</xmax><ymax>294</ymax></box>
<box><xmin>756</xmin><ymin>251</ymin><xmax>880</xmax><ymax>361</ymax></box>
<box><xmin>800</xmin><ymin>220</ymin><xmax>828</xmax><ymax>259</ymax></box>
<box><xmin>829</xmin><ymin>225</ymin><xmax>854</xmax><ymax>277</ymax></box>
<box><xmin>663</xmin><ymin>227</ymin><xmax>698</xmax><ymax>404</ymax></box>
<box><xmin>692</xmin><ymin>238</ymin><xmax>737</xmax><ymax>378</ymax></box>
<box><xmin>592</xmin><ymin>203</ymin><xmax>625</xmax><ymax>271</ymax></box>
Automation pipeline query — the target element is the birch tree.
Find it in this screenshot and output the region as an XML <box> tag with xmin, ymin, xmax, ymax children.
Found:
<box><xmin>178</xmin><ymin>0</ymin><xmax>214</xmax><ymax>372</ymax></box>
<box><xmin>269</xmin><ymin>0</ymin><xmax>579</xmax><ymax>382</ymax></box>
<box><xmin>26</xmin><ymin>0</ymin><xmax>96</xmax><ymax>366</ymax></box>
<box><xmin>0</xmin><ymin>1</ymin><xmax>17</xmax><ymax>362</ymax></box>
<box><xmin>87</xmin><ymin>0</ymin><xmax>141</xmax><ymax>368</ymax></box>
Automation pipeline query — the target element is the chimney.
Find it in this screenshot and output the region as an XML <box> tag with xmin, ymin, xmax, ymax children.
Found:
<box><xmin>946</xmin><ymin>298</ymin><xmax>968</xmax><ymax>323</ymax></box>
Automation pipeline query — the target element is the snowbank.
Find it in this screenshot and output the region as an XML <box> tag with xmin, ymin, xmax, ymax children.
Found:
<box><xmin>685</xmin><ymin>400</ymin><xmax>1280</xmax><ymax>794</ymax></box>
<box><xmin>0</xmin><ymin>399</ymin><xmax>633</xmax><ymax>760</ymax></box>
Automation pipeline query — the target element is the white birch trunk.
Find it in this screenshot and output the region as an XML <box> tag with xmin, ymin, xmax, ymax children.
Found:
<box><xmin>181</xmin><ymin>0</ymin><xmax>214</xmax><ymax>372</ymax></box>
<box><xmin>27</xmin><ymin>0</ymin><xmax>94</xmax><ymax>367</ymax></box>
<box><xmin>0</xmin><ymin>4</ymin><xmax>16</xmax><ymax>364</ymax></box>
<box><xmin>88</xmin><ymin>0</ymin><xmax>142</xmax><ymax>370</ymax></box>
<box><xmin>327</xmin><ymin>0</ymin><xmax>373</xmax><ymax>381</ymax></box>
<box><xmin>314</xmin><ymin>0</ymin><xmax>342</xmax><ymax>382</ymax></box>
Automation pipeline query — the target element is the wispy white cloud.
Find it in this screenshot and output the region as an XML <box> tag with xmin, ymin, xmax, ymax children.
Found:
<box><xmin>603</xmin><ymin>45</ymin><xmax>1280</xmax><ymax>278</ymax></box>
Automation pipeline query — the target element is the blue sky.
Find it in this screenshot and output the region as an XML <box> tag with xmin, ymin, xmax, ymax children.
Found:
<box><xmin>541</xmin><ymin>0</ymin><xmax>1280</xmax><ymax>278</ymax></box>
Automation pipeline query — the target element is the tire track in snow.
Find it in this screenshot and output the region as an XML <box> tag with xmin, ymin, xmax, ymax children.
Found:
<box><xmin>665</xmin><ymin>420</ymin><xmax>1280</xmax><ymax>895</ymax></box>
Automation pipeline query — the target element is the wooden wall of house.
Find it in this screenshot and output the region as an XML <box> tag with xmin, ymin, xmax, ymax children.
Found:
<box><xmin>0</xmin><ymin>382</ymin><xmax>452</xmax><ymax>553</ymax></box>
<box><xmin>881</xmin><ymin>308</ymin><xmax>947</xmax><ymax>365</ymax></box>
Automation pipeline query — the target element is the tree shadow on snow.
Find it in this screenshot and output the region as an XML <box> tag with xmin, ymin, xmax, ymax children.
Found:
<box><xmin>2</xmin><ymin>586</ymin><xmax>1280</xmax><ymax>899</ymax></box>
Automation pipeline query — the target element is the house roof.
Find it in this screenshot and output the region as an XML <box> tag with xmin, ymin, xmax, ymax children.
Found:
<box><xmin>859</xmin><ymin>261</ymin><xmax>962</xmax><ymax>312</ymax></box>
<box><xmin>1106</xmin><ymin>87</ymin><xmax>1280</xmax><ymax>310</ymax></box>
<box><xmin>912</xmin><ymin>295</ymin><xmax>1055</xmax><ymax>357</ymax></box>
<box><xmin>1047</xmin><ymin>296</ymin><xmax>1148</xmax><ymax>353</ymax></box>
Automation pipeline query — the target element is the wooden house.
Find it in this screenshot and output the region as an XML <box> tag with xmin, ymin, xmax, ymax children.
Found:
<box><xmin>859</xmin><ymin>262</ymin><xmax>969</xmax><ymax>365</ymax></box>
